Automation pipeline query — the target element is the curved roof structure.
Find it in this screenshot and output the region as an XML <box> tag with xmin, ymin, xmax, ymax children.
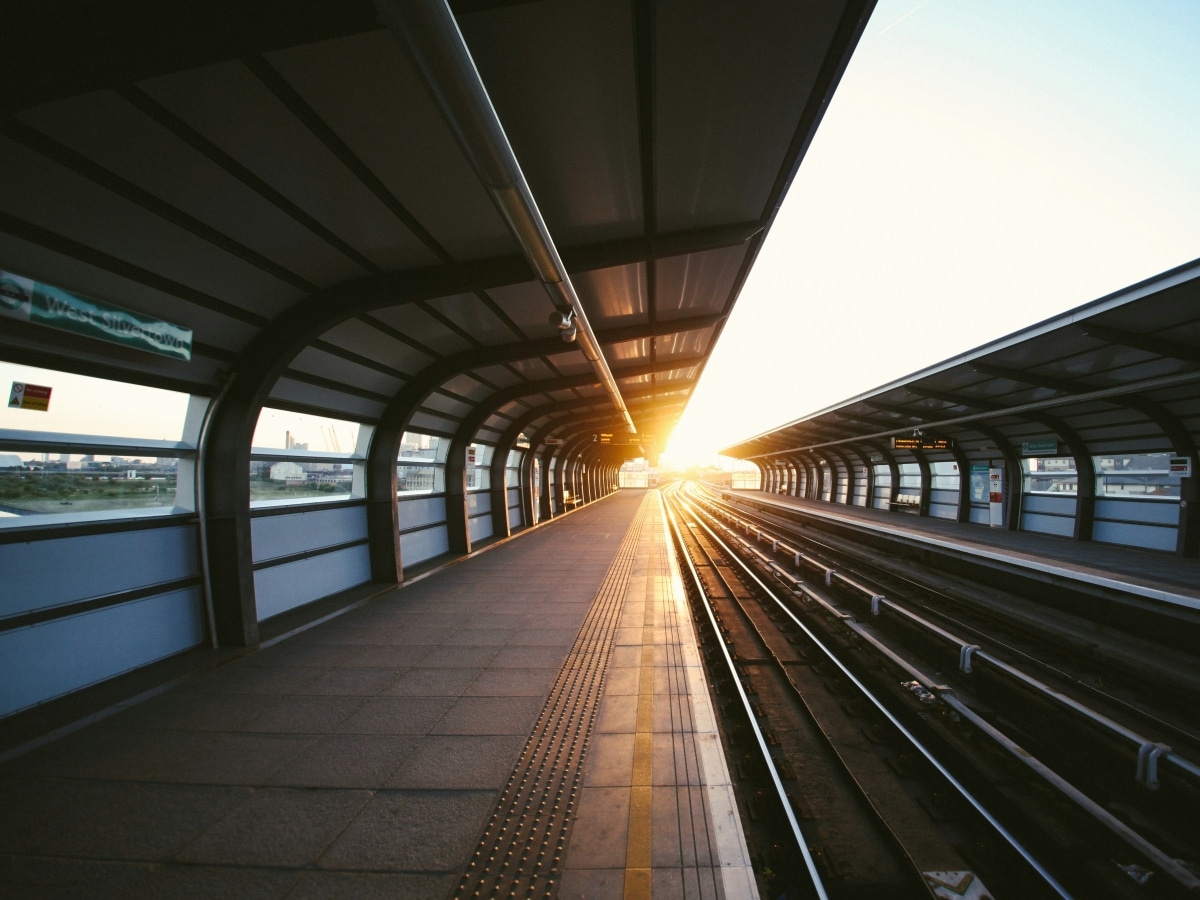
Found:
<box><xmin>1</xmin><ymin>0</ymin><xmax>872</xmax><ymax>455</ymax></box>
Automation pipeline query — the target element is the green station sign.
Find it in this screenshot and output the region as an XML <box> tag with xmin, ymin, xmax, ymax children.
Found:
<box><xmin>1021</xmin><ymin>440</ymin><xmax>1058</xmax><ymax>456</ymax></box>
<box><xmin>0</xmin><ymin>269</ymin><xmax>192</xmax><ymax>361</ymax></box>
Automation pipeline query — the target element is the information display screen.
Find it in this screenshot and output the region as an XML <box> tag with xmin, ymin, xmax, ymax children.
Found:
<box><xmin>595</xmin><ymin>433</ymin><xmax>654</xmax><ymax>446</ymax></box>
<box><xmin>891</xmin><ymin>436</ymin><xmax>954</xmax><ymax>450</ymax></box>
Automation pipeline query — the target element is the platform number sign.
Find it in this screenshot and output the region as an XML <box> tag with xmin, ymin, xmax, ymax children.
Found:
<box><xmin>8</xmin><ymin>381</ymin><xmax>52</xmax><ymax>412</ymax></box>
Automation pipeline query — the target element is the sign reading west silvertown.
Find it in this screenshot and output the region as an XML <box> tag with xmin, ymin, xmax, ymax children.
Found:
<box><xmin>0</xmin><ymin>269</ymin><xmax>192</xmax><ymax>361</ymax></box>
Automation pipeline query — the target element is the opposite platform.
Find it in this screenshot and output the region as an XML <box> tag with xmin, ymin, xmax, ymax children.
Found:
<box><xmin>732</xmin><ymin>489</ymin><xmax>1200</xmax><ymax>608</ymax></box>
<box><xmin>0</xmin><ymin>489</ymin><xmax>752</xmax><ymax>898</ymax></box>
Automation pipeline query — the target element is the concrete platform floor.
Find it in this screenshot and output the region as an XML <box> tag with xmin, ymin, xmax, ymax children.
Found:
<box><xmin>0</xmin><ymin>490</ymin><xmax>752</xmax><ymax>898</ymax></box>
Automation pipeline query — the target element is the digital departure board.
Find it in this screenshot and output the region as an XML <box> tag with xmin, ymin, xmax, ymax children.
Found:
<box><xmin>595</xmin><ymin>433</ymin><xmax>654</xmax><ymax>446</ymax></box>
<box><xmin>891</xmin><ymin>436</ymin><xmax>954</xmax><ymax>450</ymax></box>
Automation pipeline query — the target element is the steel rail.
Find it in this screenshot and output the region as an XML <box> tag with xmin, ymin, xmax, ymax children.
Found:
<box><xmin>661</xmin><ymin>490</ymin><xmax>828</xmax><ymax>900</ymax></box>
<box><xmin>691</xmin><ymin>483</ymin><xmax>1200</xmax><ymax>788</ymax></box>
<box><xmin>672</xmin><ymin>489</ymin><xmax>1074</xmax><ymax>899</ymax></box>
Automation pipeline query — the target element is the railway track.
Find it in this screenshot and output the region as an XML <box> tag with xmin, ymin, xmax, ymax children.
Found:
<box><xmin>662</xmin><ymin>482</ymin><xmax>1200</xmax><ymax>898</ymax></box>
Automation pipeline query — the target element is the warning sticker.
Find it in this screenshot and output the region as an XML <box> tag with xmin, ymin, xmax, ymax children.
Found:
<box><xmin>8</xmin><ymin>382</ymin><xmax>52</xmax><ymax>412</ymax></box>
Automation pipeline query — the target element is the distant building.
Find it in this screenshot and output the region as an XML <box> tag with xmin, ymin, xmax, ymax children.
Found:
<box><xmin>270</xmin><ymin>461</ymin><xmax>305</xmax><ymax>482</ymax></box>
<box><xmin>0</xmin><ymin>453</ymin><xmax>24</xmax><ymax>469</ymax></box>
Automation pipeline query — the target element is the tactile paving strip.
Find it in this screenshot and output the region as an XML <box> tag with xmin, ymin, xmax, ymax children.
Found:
<box><xmin>454</xmin><ymin>500</ymin><xmax>649</xmax><ymax>898</ymax></box>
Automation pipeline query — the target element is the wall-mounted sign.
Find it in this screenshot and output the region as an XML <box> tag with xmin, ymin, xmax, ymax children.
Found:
<box><xmin>891</xmin><ymin>437</ymin><xmax>954</xmax><ymax>450</ymax></box>
<box><xmin>1169</xmin><ymin>457</ymin><xmax>1193</xmax><ymax>477</ymax></box>
<box><xmin>8</xmin><ymin>381</ymin><xmax>52</xmax><ymax>411</ymax></box>
<box><xmin>0</xmin><ymin>269</ymin><xmax>192</xmax><ymax>361</ymax></box>
<box><xmin>544</xmin><ymin>437</ymin><xmax>563</xmax><ymax>445</ymax></box>
<box><xmin>1022</xmin><ymin>440</ymin><xmax>1058</xmax><ymax>456</ymax></box>
<box><xmin>467</xmin><ymin>445</ymin><xmax>477</xmax><ymax>466</ymax></box>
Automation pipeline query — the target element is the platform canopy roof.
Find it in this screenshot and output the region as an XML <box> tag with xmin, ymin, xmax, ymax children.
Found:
<box><xmin>0</xmin><ymin>0</ymin><xmax>872</xmax><ymax>453</ymax></box>
<box><xmin>722</xmin><ymin>260</ymin><xmax>1200</xmax><ymax>467</ymax></box>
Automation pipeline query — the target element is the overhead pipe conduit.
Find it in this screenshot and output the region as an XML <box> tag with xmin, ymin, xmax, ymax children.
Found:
<box><xmin>377</xmin><ymin>0</ymin><xmax>637</xmax><ymax>433</ymax></box>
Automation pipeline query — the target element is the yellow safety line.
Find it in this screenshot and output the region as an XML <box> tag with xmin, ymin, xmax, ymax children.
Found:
<box><xmin>625</xmin><ymin>580</ymin><xmax>658</xmax><ymax>898</ymax></box>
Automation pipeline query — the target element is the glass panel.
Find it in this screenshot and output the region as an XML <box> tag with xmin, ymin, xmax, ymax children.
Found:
<box><xmin>1095</xmin><ymin>452</ymin><xmax>1180</xmax><ymax>500</ymax></box>
<box><xmin>466</xmin><ymin>443</ymin><xmax>492</xmax><ymax>491</ymax></box>
<box><xmin>930</xmin><ymin>462</ymin><xmax>960</xmax><ymax>491</ymax></box>
<box><xmin>0</xmin><ymin>361</ymin><xmax>191</xmax><ymax>441</ymax></box>
<box><xmin>620</xmin><ymin>460</ymin><xmax>650</xmax><ymax>487</ymax></box>
<box><xmin>1022</xmin><ymin>456</ymin><xmax>1077</xmax><ymax>495</ymax></box>
<box><xmin>253</xmin><ymin>407</ymin><xmax>360</xmax><ymax>454</ymax></box>
<box><xmin>898</xmin><ymin>462</ymin><xmax>921</xmax><ymax>491</ymax></box>
<box><xmin>250</xmin><ymin>459</ymin><xmax>354</xmax><ymax>503</ymax></box>
<box><xmin>400</xmin><ymin>432</ymin><xmax>448</xmax><ymax>463</ymax></box>
<box><xmin>506</xmin><ymin>468</ymin><xmax>519</xmax><ymax>487</ymax></box>
<box><xmin>730</xmin><ymin>461</ymin><xmax>760</xmax><ymax>489</ymax></box>
<box><xmin>397</xmin><ymin>463</ymin><xmax>445</xmax><ymax>495</ymax></box>
<box><xmin>0</xmin><ymin>453</ymin><xmax>177</xmax><ymax>517</ymax></box>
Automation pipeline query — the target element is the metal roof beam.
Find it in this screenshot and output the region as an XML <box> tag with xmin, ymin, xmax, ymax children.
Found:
<box><xmin>377</xmin><ymin>0</ymin><xmax>635</xmax><ymax>431</ymax></box>
<box><xmin>1078</xmin><ymin>323</ymin><xmax>1200</xmax><ymax>367</ymax></box>
<box><xmin>971</xmin><ymin>363</ymin><xmax>1085</xmax><ymax>395</ymax></box>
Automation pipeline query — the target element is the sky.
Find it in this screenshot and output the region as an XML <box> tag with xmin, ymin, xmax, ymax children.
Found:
<box><xmin>662</xmin><ymin>0</ymin><xmax>1200</xmax><ymax>470</ymax></box>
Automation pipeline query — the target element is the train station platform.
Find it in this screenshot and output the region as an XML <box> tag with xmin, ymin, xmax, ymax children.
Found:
<box><xmin>0</xmin><ymin>490</ymin><xmax>754</xmax><ymax>899</ymax></box>
<box><xmin>728</xmin><ymin>490</ymin><xmax>1200</xmax><ymax>609</ymax></box>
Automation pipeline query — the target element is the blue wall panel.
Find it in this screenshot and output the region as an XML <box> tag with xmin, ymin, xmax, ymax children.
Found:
<box><xmin>399</xmin><ymin>496</ymin><xmax>447</xmax><ymax>530</ymax></box>
<box><xmin>1022</xmin><ymin>494</ymin><xmax>1076</xmax><ymax>516</ymax></box>
<box><xmin>0</xmin><ymin>525</ymin><xmax>197</xmax><ymax>617</ymax></box>
<box><xmin>469</xmin><ymin>513</ymin><xmax>494</xmax><ymax>543</ymax></box>
<box><xmin>254</xmin><ymin>544</ymin><xmax>371</xmax><ymax>621</ymax></box>
<box><xmin>1094</xmin><ymin>499</ymin><xmax>1179</xmax><ymax>526</ymax></box>
<box><xmin>1093</xmin><ymin>520</ymin><xmax>1176</xmax><ymax>552</ymax></box>
<box><xmin>0</xmin><ymin>588</ymin><xmax>204</xmax><ymax>718</ymax></box>
<box><xmin>509</xmin><ymin>506</ymin><xmax>522</xmax><ymax>527</ymax></box>
<box><xmin>401</xmin><ymin>524</ymin><xmax>449</xmax><ymax>566</ymax></box>
<box><xmin>930</xmin><ymin>488</ymin><xmax>958</xmax><ymax>520</ymax></box>
<box><xmin>1020</xmin><ymin>511</ymin><xmax>1075</xmax><ymax>537</ymax></box>
<box><xmin>467</xmin><ymin>492</ymin><xmax>491</xmax><ymax>515</ymax></box>
<box><xmin>251</xmin><ymin>505</ymin><xmax>367</xmax><ymax>564</ymax></box>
